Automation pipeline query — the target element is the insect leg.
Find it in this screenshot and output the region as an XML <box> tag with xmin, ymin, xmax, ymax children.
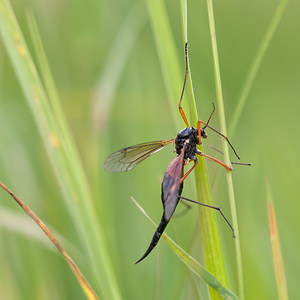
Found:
<box><xmin>174</xmin><ymin>201</ymin><xmax>191</xmax><ymax>218</ymax></box>
<box><xmin>179</xmin><ymin>195</ymin><xmax>235</xmax><ymax>238</ymax></box>
<box><xmin>197</xmin><ymin>121</ymin><xmax>203</xmax><ymax>145</ymax></box>
<box><xmin>198</xmin><ymin>119</ymin><xmax>240</xmax><ymax>160</ymax></box>
<box><xmin>197</xmin><ymin>103</ymin><xmax>216</xmax><ymax>145</ymax></box>
<box><xmin>178</xmin><ymin>42</ymin><xmax>190</xmax><ymax>127</ymax></box>
<box><xmin>180</xmin><ymin>160</ymin><xmax>198</xmax><ymax>184</ymax></box>
<box><xmin>207</xmin><ymin>144</ymin><xmax>251</xmax><ymax>166</ymax></box>
<box><xmin>204</xmin><ymin>103</ymin><xmax>216</xmax><ymax>126</ymax></box>
<box><xmin>198</xmin><ymin>152</ymin><xmax>232</xmax><ymax>171</ymax></box>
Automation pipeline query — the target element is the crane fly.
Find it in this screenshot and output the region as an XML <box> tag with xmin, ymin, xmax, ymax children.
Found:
<box><xmin>104</xmin><ymin>43</ymin><xmax>244</xmax><ymax>264</ymax></box>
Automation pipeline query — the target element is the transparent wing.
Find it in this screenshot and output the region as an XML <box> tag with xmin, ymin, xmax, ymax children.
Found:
<box><xmin>103</xmin><ymin>139</ymin><xmax>174</xmax><ymax>173</ymax></box>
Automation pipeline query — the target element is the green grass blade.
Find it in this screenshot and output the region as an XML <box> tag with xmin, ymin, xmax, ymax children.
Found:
<box><xmin>26</xmin><ymin>16</ymin><xmax>122</xmax><ymax>299</ymax></box>
<box><xmin>265</xmin><ymin>179</ymin><xmax>289</xmax><ymax>300</ymax></box>
<box><xmin>131</xmin><ymin>197</ymin><xmax>239</xmax><ymax>300</ymax></box>
<box><xmin>180</xmin><ymin>0</ymin><xmax>188</xmax><ymax>43</ymax></box>
<box><xmin>229</xmin><ymin>0</ymin><xmax>289</xmax><ymax>135</ymax></box>
<box><xmin>0</xmin><ymin>1</ymin><xmax>121</xmax><ymax>299</ymax></box>
<box><xmin>183</xmin><ymin>7</ymin><xmax>229</xmax><ymax>298</ymax></box>
<box><xmin>206</xmin><ymin>0</ymin><xmax>244</xmax><ymax>298</ymax></box>
<box><xmin>146</xmin><ymin>0</ymin><xmax>182</xmax><ymax>130</ymax></box>
<box><xmin>148</xmin><ymin>1</ymin><xmax>230</xmax><ymax>298</ymax></box>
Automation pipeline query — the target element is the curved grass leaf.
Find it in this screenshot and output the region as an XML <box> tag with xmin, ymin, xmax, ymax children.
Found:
<box><xmin>131</xmin><ymin>196</ymin><xmax>239</xmax><ymax>300</ymax></box>
<box><xmin>0</xmin><ymin>1</ymin><xmax>121</xmax><ymax>299</ymax></box>
<box><xmin>0</xmin><ymin>181</ymin><xmax>99</xmax><ymax>300</ymax></box>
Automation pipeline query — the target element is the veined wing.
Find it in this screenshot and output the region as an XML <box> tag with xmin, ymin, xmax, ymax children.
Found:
<box><xmin>103</xmin><ymin>139</ymin><xmax>175</xmax><ymax>173</ymax></box>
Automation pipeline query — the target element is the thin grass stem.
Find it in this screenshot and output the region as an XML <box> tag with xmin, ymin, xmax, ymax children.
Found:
<box><xmin>182</xmin><ymin>1</ymin><xmax>229</xmax><ymax>299</ymax></box>
<box><xmin>206</xmin><ymin>0</ymin><xmax>244</xmax><ymax>298</ymax></box>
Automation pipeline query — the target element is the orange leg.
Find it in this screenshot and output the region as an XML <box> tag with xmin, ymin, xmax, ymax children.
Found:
<box><xmin>199</xmin><ymin>152</ymin><xmax>232</xmax><ymax>171</ymax></box>
<box><xmin>180</xmin><ymin>160</ymin><xmax>198</xmax><ymax>184</ymax></box>
<box><xmin>196</xmin><ymin>104</ymin><xmax>215</xmax><ymax>145</ymax></box>
<box><xmin>178</xmin><ymin>43</ymin><xmax>189</xmax><ymax>127</ymax></box>
<box><xmin>184</xmin><ymin>160</ymin><xmax>192</xmax><ymax>166</ymax></box>
<box><xmin>197</xmin><ymin>120</ymin><xmax>202</xmax><ymax>145</ymax></box>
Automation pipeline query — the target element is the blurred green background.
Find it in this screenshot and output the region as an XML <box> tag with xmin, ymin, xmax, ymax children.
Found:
<box><xmin>0</xmin><ymin>0</ymin><xmax>299</xmax><ymax>299</ymax></box>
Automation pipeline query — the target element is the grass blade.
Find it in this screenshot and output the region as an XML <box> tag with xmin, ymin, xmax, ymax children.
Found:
<box><xmin>0</xmin><ymin>181</ymin><xmax>99</xmax><ymax>300</ymax></box>
<box><xmin>206</xmin><ymin>0</ymin><xmax>244</xmax><ymax>298</ymax></box>
<box><xmin>229</xmin><ymin>0</ymin><xmax>289</xmax><ymax>135</ymax></box>
<box><xmin>146</xmin><ymin>0</ymin><xmax>182</xmax><ymax>130</ymax></box>
<box><xmin>265</xmin><ymin>179</ymin><xmax>289</xmax><ymax>300</ymax></box>
<box><xmin>0</xmin><ymin>1</ymin><xmax>121</xmax><ymax>299</ymax></box>
<box><xmin>131</xmin><ymin>197</ymin><xmax>239</xmax><ymax>300</ymax></box>
<box><xmin>184</xmin><ymin>19</ymin><xmax>228</xmax><ymax>300</ymax></box>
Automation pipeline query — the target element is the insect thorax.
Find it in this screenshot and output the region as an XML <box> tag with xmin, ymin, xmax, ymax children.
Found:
<box><xmin>175</xmin><ymin>127</ymin><xmax>199</xmax><ymax>160</ymax></box>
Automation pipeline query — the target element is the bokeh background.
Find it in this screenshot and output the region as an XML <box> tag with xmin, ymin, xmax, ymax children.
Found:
<box><xmin>0</xmin><ymin>0</ymin><xmax>299</xmax><ymax>299</ymax></box>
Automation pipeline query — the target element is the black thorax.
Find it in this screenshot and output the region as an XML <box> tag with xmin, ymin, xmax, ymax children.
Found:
<box><xmin>175</xmin><ymin>127</ymin><xmax>206</xmax><ymax>160</ymax></box>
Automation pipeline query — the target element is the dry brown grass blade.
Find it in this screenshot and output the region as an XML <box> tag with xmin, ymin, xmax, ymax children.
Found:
<box><xmin>0</xmin><ymin>181</ymin><xmax>99</xmax><ymax>300</ymax></box>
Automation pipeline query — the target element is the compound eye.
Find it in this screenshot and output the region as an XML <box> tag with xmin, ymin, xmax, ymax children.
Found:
<box><xmin>201</xmin><ymin>129</ymin><xmax>207</xmax><ymax>138</ymax></box>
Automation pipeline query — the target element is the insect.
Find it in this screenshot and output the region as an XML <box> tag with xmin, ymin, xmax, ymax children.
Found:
<box><xmin>104</xmin><ymin>43</ymin><xmax>242</xmax><ymax>264</ymax></box>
